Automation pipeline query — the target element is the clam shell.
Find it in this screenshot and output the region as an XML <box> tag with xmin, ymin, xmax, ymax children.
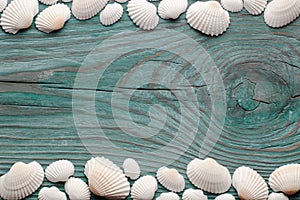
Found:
<box><xmin>186</xmin><ymin>157</ymin><xmax>231</xmax><ymax>194</ymax></box>
<box><xmin>0</xmin><ymin>0</ymin><xmax>7</xmax><ymax>12</ymax></box>
<box><xmin>232</xmin><ymin>166</ymin><xmax>268</xmax><ymax>200</ymax></box>
<box><xmin>122</xmin><ymin>158</ymin><xmax>140</xmax><ymax>180</ymax></box>
<box><xmin>156</xmin><ymin>192</ymin><xmax>180</xmax><ymax>200</ymax></box>
<box><xmin>221</xmin><ymin>0</ymin><xmax>243</xmax><ymax>13</ymax></box>
<box><xmin>0</xmin><ymin>0</ymin><xmax>39</xmax><ymax>34</ymax></box>
<box><xmin>45</xmin><ymin>160</ymin><xmax>74</xmax><ymax>183</ymax></box>
<box><xmin>186</xmin><ymin>1</ymin><xmax>230</xmax><ymax>36</ymax></box>
<box><xmin>65</xmin><ymin>177</ymin><xmax>91</xmax><ymax>200</ymax></box>
<box><xmin>131</xmin><ymin>175</ymin><xmax>158</xmax><ymax>200</ymax></box>
<box><xmin>38</xmin><ymin>186</ymin><xmax>67</xmax><ymax>200</ymax></box>
<box><xmin>100</xmin><ymin>3</ymin><xmax>123</xmax><ymax>26</ymax></box>
<box><xmin>72</xmin><ymin>0</ymin><xmax>109</xmax><ymax>20</ymax></box>
<box><xmin>0</xmin><ymin>161</ymin><xmax>44</xmax><ymax>200</ymax></box>
<box><xmin>244</xmin><ymin>0</ymin><xmax>267</xmax><ymax>15</ymax></box>
<box><xmin>156</xmin><ymin>167</ymin><xmax>185</xmax><ymax>192</ymax></box>
<box><xmin>268</xmin><ymin>192</ymin><xmax>289</xmax><ymax>200</ymax></box>
<box><xmin>269</xmin><ymin>163</ymin><xmax>300</xmax><ymax>195</ymax></box>
<box><xmin>182</xmin><ymin>189</ymin><xmax>208</xmax><ymax>200</ymax></box>
<box><xmin>35</xmin><ymin>4</ymin><xmax>71</xmax><ymax>33</ymax></box>
<box><xmin>127</xmin><ymin>0</ymin><xmax>159</xmax><ymax>30</ymax></box>
<box><xmin>158</xmin><ymin>0</ymin><xmax>188</xmax><ymax>19</ymax></box>
<box><xmin>38</xmin><ymin>0</ymin><xmax>58</xmax><ymax>5</ymax></box>
<box><xmin>215</xmin><ymin>193</ymin><xmax>235</xmax><ymax>200</ymax></box>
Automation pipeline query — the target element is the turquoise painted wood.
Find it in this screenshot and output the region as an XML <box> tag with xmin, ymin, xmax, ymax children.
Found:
<box><xmin>0</xmin><ymin>0</ymin><xmax>299</xmax><ymax>199</ymax></box>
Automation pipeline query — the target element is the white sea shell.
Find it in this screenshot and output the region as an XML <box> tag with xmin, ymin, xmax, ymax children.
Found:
<box><xmin>0</xmin><ymin>161</ymin><xmax>44</xmax><ymax>200</ymax></box>
<box><xmin>0</xmin><ymin>0</ymin><xmax>7</xmax><ymax>12</ymax></box>
<box><xmin>131</xmin><ymin>175</ymin><xmax>158</xmax><ymax>200</ymax></box>
<box><xmin>232</xmin><ymin>166</ymin><xmax>268</xmax><ymax>200</ymax></box>
<box><xmin>62</xmin><ymin>0</ymin><xmax>72</xmax><ymax>2</ymax></box>
<box><xmin>186</xmin><ymin>1</ymin><xmax>230</xmax><ymax>36</ymax></box>
<box><xmin>158</xmin><ymin>0</ymin><xmax>188</xmax><ymax>19</ymax></box>
<box><xmin>244</xmin><ymin>0</ymin><xmax>267</xmax><ymax>15</ymax></box>
<box><xmin>65</xmin><ymin>177</ymin><xmax>91</xmax><ymax>200</ymax></box>
<box><xmin>100</xmin><ymin>3</ymin><xmax>123</xmax><ymax>26</ymax></box>
<box><xmin>269</xmin><ymin>163</ymin><xmax>300</xmax><ymax>195</ymax></box>
<box><xmin>116</xmin><ymin>0</ymin><xmax>128</xmax><ymax>3</ymax></box>
<box><xmin>156</xmin><ymin>192</ymin><xmax>180</xmax><ymax>200</ymax></box>
<box><xmin>268</xmin><ymin>193</ymin><xmax>289</xmax><ymax>200</ymax></box>
<box><xmin>72</xmin><ymin>0</ymin><xmax>109</xmax><ymax>20</ymax></box>
<box><xmin>35</xmin><ymin>4</ymin><xmax>71</xmax><ymax>33</ymax></box>
<box><xmin>215</xmin><ymin>193</ymin><xmax>235</xmax><ymax>200</ymax></box>
<box><xmin>38</xmin><ymin>186</ymin><xmax>67</xmax><ymax>200</ymax></box>
<box><xmin>157</xmin><ymin>167</ymin><xmax>185</xmax><ymax>192</ymax></box>
<box><xmin>182</xmin><ymin>189</ymin><xmax>208</xmax><ymax>200</ymax></box>
<box><xmin>38</xmin><ymin>0</ymin><xmax>58</xmax><ymax>5</ymax></box>
<box><xmin>221</xmin><ymin>0</ymin><xmax>243</xmax><ymax>13</ymax></box>
<box><xmin>186</xmin><ymin>157</ymin><xmax>231</xmax><ymax>194</ymax></box>
<box><xmin>45</xmin><ymin>160</ymin><xmax>74</xmax><ymax>183</ymax></box>
<box><xmin>127</xmin><ymin>0</ymin><xmax>159</xmax><ymax>30</ymax></box>
<box><xmin>0</xmin><ymin>0</ymin><xmax>39</xmax><ymax>34</ymax></box>
<box><xmin>122</xmin><ymin>158</ymin><xmax>140</xmax><ymax>180</ymax></box>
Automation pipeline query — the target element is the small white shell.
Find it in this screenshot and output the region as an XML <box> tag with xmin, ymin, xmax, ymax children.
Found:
<box><xmin>186</xmin><ymin>1</ymin><xmax>230</xmax><ymax>36</ymax></box>
<box><xmin>215</xmin><ymin>193</ymin><xmax>235</xmax><ymax>200</ymax></box>
<box><xmin>0</xmin><ymin>0</ymin><xmax>7</xmax><ymax>12</ymax></box>
<box><xmin>100</xmin><ymin>3</ymin><xmax>123</xmax><ymax>26</ymax></box>
<box><xmin>38</xmin><ymin>0</ymin><xmax>58</xmax><ymax>5</ymax></box>
<box><xmin>45</xmin><ymin>160</ymin><xmax>74</xmax><ymax>183</ymax></box>
<box><xmin>72</xmin><ymin>0</ymin><xmax>109</xmax><ymax>20</ymax></box>
<box><xmin>244</xmin><ymin>0</ymin><xmax>267</xmax><ymax>15</ymax></box>
<box><xmin>122</xmin><ymin>158</ymin><xmax>140</xmax><ymax>180</ymax></box>
<box><xmin>186</xmin><ymin>158</ymin><xmax>231</xmax><ymax>194</ymax></box>
<box><xmin>232</xmin><ymin>166</ymin><xmax>268</xmax><ymax>200</ymax></box>
<box><xmin>131</xmin><ymin>175</ymin><xmax>158</xmax><ymax>200</ymax></box>
<box><xmin>38</xmin><ymin>186</ymin><xmax>67</xmax><ymax>200</ymax></box>
<box><xmin>116</xmin><ymin>0</ymin><xmax>128</xmax><ymax>3</ymax></box>
<box><xmin>156</xmin><ymin>192</ymin><xmax>180</xmax><ymax>200</ymax></box>
<box><xmin>269</xmin><ymin>163</ymin><xmax>300</xmax><ymax>195</ymax></box>
<box><xmin>62</xmin><ymin>0</ymin><xmax>72</xmax><ymax>2</ymax></box>
<box><xmin>156</xmin><ymin>167</ymin><xmax>185</xmax><ymax>192</ymax></box>
<box><xmin>65</xmin><ymin>177</ymin><xmax>91</xmax><ymax>200</ymax></box>
<box><xmin>158</xmin><ymin>0</ymin><xmax>188</xmax><ymax>19</ymax></box>
<box><xmin>127</xmin><ymin>0</ymin><xmax>159</xmax><ymax>30</ymax></box>
<box><xmin>221</xmin><ymin>0</ymin><xmax>243</xmax><ymax>13</ymax></box>
<box><xmin>182</xmin><ymin>189</ymin><xmax>208</xmax><ymax>200</ymax></box>
<box><xmin>268</xmin><ymin>193</ymin><xmax>289</xmax><ymax>200</ymax></box>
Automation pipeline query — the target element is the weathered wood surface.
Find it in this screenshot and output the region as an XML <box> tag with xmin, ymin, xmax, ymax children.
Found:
<box><xmin>0</xmin><ymin>0</ymin><xmax>299</xmax><ymax>199</ymax></box>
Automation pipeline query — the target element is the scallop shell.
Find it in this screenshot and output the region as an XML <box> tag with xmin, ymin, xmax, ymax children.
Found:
<box><xmin>122</xmin><ymin>158</ymin><xmax>140</xmax><ymax>180</ymax></box>
<box><xmin>0</xmin><ymin>0</ymin><xmax>7</xmax><ymax>12</ymax></box>
<box><xmin>221</xmin><ymin>0</ymin><xmax>243</xmax><ymax>13</ymax></box>
<box><xmin>38</xmin><ymin>0</ymin><xmax>58</xmax><ymax>5</ymax></box>
<box><xmin>156</xmin><ymin>192</ymin><xmax>180</xmax><ymax>200</ymax></box>
<box><xmin>182</xmin><ymin>189</ymin><xmax>208</xmax><ymax>200</ymax></box>
<box><xmin>127</xmin><ymin>0</ymin><xmax>159</xmax><ymax>30</ymax></box>
<box><xmin>131</xmin><ymin>175</ymin><xmax>158</xmax><ymax>200</ymax></box>
<box><xmin>157</xmin><ymin>167</ymin><xmax>185</xmax><ymax>192</ymax></box>
<box><xmin>186</xmin><ymin>1</ymin><xmax>230</xmax><ymax>36</ymax></box>
<box><xmin>100</xmin><ymin>3</ymin><xmax>123</xmax><ymax>26</ymax></box>
<box><xmin>38</xmin><ymin>186</ymin><xmax>67</xmax><ymax>200</ymax></box>
<box><xmin>85</xmin><ymin>157</ymin><xmax>130</xmax><ymax>199</ymax></box>
<box><xmin>232</xmin><ymin>166</ymin><xmax>268</xmax><ymax>200</ymax></box>
<box><xmin>158</xmin><ymin>0</ymin><xmax>188</xmax><ymax>19</ymax></box>
<box><xmin>269</xmin><ymin>163</ymin><xmax>300</xmax><ymax>195</ymax></box>
<box><xmin>0</xmin><ymin>161</ymin><xmax>44</xmax><ymax>200</ymax></box>
<box><xmin>35</xmin><ymin>4</ymin><xmax>71</xmax><ymax>33</ymax></box>
<box><xmin>215</xmin><ymin>193</ymin><xmax>235</xmax><ymax>200</ymax></box>
<box><xmin>65</xmin><ymin>177</ymin><xmax>91</xmax><ymax>200</ymax></box>
<box><xmin>186</xmin><ymin>157</ymin><xmax>231</xmax><ymax>194</ymax></box>
<box><xmin>116</xmin><ymin>0</ymin><xmax>128</xmax><ymax>3</ymax></box>
<box><xmin>72</xmin><ymin>0</ymin><xmax>109</xmax><ymax>20</ymax></box>
<box><xmin>268</xmin><ymin>193</ymin><xmax>289</xmax><ymax>200</ymax></box>
<box><xmin>264</xmin><ymin>0</ymin><xmax>300</xmax><ymax>28</ymax></box>
<box><xmin>45</xmin><ymin>160</ymin><xmax>74</xmax><ymax>183</ymax></box>
<box><xmin>0</xmin><ymin>0</ymin><xmax>39</xmax><ymax>34</ymax></box>
<box><xmin>244</xmin><ymin>0</ymin><xmax>267</xmax><ymax>15</ymax></box>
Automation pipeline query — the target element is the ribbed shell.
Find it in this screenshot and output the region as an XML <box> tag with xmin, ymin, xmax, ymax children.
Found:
<box><xmin>156</xmin><ymin>192</ymin><xmax>180</xmax><ymax>200</ymax></box>
<box><xmin>72</xmin><ymin>0</ymin><xmax>109</xmax><ymax>20</ymax></box>
<box><xmin>156</xmin><ymin>167</ymin><xmax>185</xmax><ymax>192</ymax></box>
<box><xmin>158</xmin><ymin>0</ymin><xmax>188</xmax><ymax>19</ymax></box>
<box><xmin>100</xmin><ymin>3</ymin><xmax>123</xmax><ymax>26</ymax></box>
<box><xmin>38</xmin><ymin>187</ymin><xmax>67</xmax><ymax>200</ymax></box>
<box><xmin>38</xmin><ymin>0</ymin><xmax>59</xmax><ymax>5</ymax></box>
<box><xmin>221</xmin><ymin>0</ymin><xmax>243</xmax><ymax>13</ymax></box>
<box><xmin>0</xmin><ymin>0</ymin><xmax>7</xmax><ymax>12</ymax></box>
<box><xmin>65</xmin><ymin>177</ymin><xmax>91</xmax><ymax>200</ymax></box>
<box><xmin>122</xmin><ymin>158</ymin><xmax>141</xmax><ymax>180</ymax></box>
<box><xmin>45</xmin><ymin>160</ymin><xmax>74</xmax><ymax>182</ymax></box>
<box><xmin>182</xmin><ymin>189</ymin><xmax>208</xmax><ymax>200</ymax></box>
<box><xmin>268</xmin><ymin>193</ymin><xmax>289</xmax><ymax>200</ymax></box>
<box><xmin>131</xmin><ymin>175</ymin><xmax>158</xmax><ymax>200</ymax></box>
<box><xmin>244</xmin><ymin>0</ymin><xmax>267</xmax><ymax>15</ymax></box>
<box><xmin>215</xmin><ymin>193</ymin><xmax>235</xmax><ymax>200</ymax></box>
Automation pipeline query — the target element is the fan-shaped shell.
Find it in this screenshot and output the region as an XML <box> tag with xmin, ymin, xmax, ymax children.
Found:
<box><xmin>100</xmin><ymin>3</ymin><xmax>123</xmax><ymax>26</ymax></box>
<box><xmin>186</xmin><ymin>1</ymin><xmax>230</xmax><ymax>36</ymax></box>
<box><xmin>269</xmin><ymin>163</ymin><xmax>300</xmax><ymax>195</ymax></box>
<box><xmin>72</xmin><ymin>0</ymin><xmax>109</xmax><ymax>20</ymax></box>
<box><xmin>65</xmin><ymin>177</ymin><xmax>91</xmax><ymax>200</ymax></box>
<box><xmin>131</xmin><ymin>175</ymin><xmax>158</xmax><ymax>200</ymax></box>
<box><xmin>156</xmin><ymin>192</ymin><xmax>179</xmax><ymax>200</ymax></box>
<box><xmin>186</xmin><ymin>157</ymin><xmax>231</xmax><ymax>194</ymax></box>
<box><xmin>0</xmin><ymin>0</ymin><xmax>39</xmax><ymax>34</ymax></box>
<box><xmin>127</xmin><ymin>0</ymin><xmax>159</xmax><ymax>30</ymax></box>
<box><xmin>157</xmin><ymin>167</ymin><xmax>185</xmax><ymax>192</ymax></box>
<box><xmin>215</xmin><ymin>193</ymin><xmax>235</xmax><ymax>200</ymax></box>
<box><xmin>182</xmin><ymin>189</ymin><xmax>208</xmax><ymax>200</ymax></box>
<box><xmin>0</xmin><ymin>0</ymin><xmax>7</xmax><ymax>12</ymax></box>
<box><xmin>122</xmin><ymin>158</ymin><xmax>140</xmax><ymax>180</ymax></box>
<box><xmin>0</xmin><ymin>161</ymin><xmax>44</xmax><ymax>200</ymax></box>
<box><xmin>221</xmin><ymin>0</ymin><xmax>243</xmax><ymax>12</ymax></box>
<box><xmin>38</xmin><ymin>0</ymin><xmax>58</xmax><ymax>5</ymax></box>
<box><xmin>232</xmin><ymin>166</ymin><xmax>268</xmax><ymax>200</ymax></box>
<box><xmin>158</xmin><ymin>0</ymin><xmax>188</xmax><ymax>19</ymax></box>
<box><xmin>268</xmin><ymin>193</ymin><xmax>289</xmax><ymax>200</ymax></box>
<box><xmin>244</xmin><ymin>0</ymin><xmax>267</xmax><ymax>15</ymax></box>
<box><xmin>45</xmin><ymin>160</ymin><xmax>74</xmax><ymax>183</ymax></box>
<box><xmin>38</xmin><ymin>186</ymin><xmax>67</xmax><ymax>200</ymax></box>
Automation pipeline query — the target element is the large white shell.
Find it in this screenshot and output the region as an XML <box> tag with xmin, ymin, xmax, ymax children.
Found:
<box><xmin>127</xmin><ymin>0</ymin><xmax>159</xmax><ymax>30</ymax></box>
<box><xmin>232</xmin><ymin>166</ymin><xmax>268</xmax><ymax>200</ymax></box>
<box><xmin>0</xmin><ymin>161</ymin><xmax>44</xmax><ymax>200</ymax></box>
<box><xmin>72</xmin><ymin>0</ymin><xmax>109</xmax><ymax>20</ymax></box>
<box><xmin>38</xmin><ymin>0</ymin><xmax>58</xmax><ymax>5</ymax></box>
<box><xmin>244</xmin><ymin>0</ymin><xmax>267</xmax><ymax>15</ymax></box>
<box><xmin>215</xmin><ymin>193</ymin><xmax>235</xmax><ymax>200</ymax></box>
<box><xmin>186</xmin><ymin>1</ymin><xmax>230</xmax><ymax>36</ymax></box>
<box><xmin>182</xmin><ymin>189</ymin><xmax>208</xmax><ymax>200</ymax></box>
<box><xmin>221</xmin><ymin>0</ymin><xmax>243</xmax><ymax>13</ymax></box>
<box><xmin>268</xmin><ymin>193</ymin><xmax>289</xmax><ymax>200</ymax></box>
<box><xmin>186</xmin><ymin>157</ymin><xmax>231</xmax><ymax>194</ymax></box>
<box><xmin>35</xmin><ymin>4</ymin><xmax>71</xmax><ymax>33</ymax></box>
<box><xmin>0</xmin><ymin>0</ymin><xmax>39</xmax><ymax>34</ymax></box>
<box><xmin>85</xmin><ymin>157</ymin><xmax>130</xmax><ymax>199</ymax></box>
<box><xmin>0</xmin><ymin>0</ymin><xmax>7</xmax><ymax>12</ymax></box>
<box><xmin>269</xmin><ymin>163</ymin><xmax>300</xmax><ymax>195</ymax></box>
<box><xmin>38</xmin><ymin>186</ymin><xmax>67</xmax><ymax>200</ymax></box>
<box><xmin>131</xmin><ymin>175</ymin><xmax>158</xmax><ymax>200</ymax></box>
<box><xmin>100</xmin><ymin>3</ymin><xmax>123</xmax><ymax>26</ymax></box>
<box><xmin>158</xmin><ymin>0</ymin><xmax>188</xmax><ymax>19</ymax></box>
<box><xmin>156</xmin><ymin>192</ymin><xmax>179</xmax><ymax>200</ymax></box>
<box><xmin>157</xmin><ymin>167</ymin><xmax>185</xmax><ymax>192</ymax></box>
<box><xmin>45</xmin><ymin>160</ymin><xmax>74</xmax><ymax>183</ymax></box>
<box><xmin>122</xmin><ymin>158</ymin><xmax>140</xmax><ymax>180</ymax></box>
<box><xmin>65</xmin><ymin>177</ymin><xmax>91</xmax><ymax>200</ymax></box>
